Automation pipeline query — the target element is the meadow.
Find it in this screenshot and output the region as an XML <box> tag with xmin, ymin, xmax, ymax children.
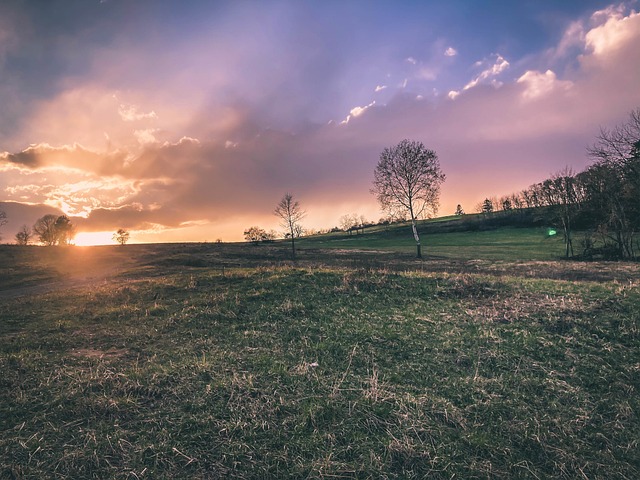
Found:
<box><xmin>1</xmin><ymin>226</ymin><xmax>639</xmax><ymax>478</ymax></box>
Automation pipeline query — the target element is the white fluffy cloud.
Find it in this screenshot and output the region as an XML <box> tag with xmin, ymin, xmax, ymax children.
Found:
<box><xmin>585</xmin><ymin>6</ymin><xmax>640</xmax><ymax>56</ymax></box>
<box><xmin>516</xmin><ymin>70</ymin><xmax>573</xmax><ymax>100</ymax></box>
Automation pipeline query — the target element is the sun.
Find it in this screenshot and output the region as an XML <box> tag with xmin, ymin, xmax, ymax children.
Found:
<box><xmin>74</xmin><ymin>231</ymin><xmax>116</xmax><ymax>246</ymax></box>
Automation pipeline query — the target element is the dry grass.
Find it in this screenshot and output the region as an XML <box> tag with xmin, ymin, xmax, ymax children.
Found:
<box><xmin>0</xmin><ymin>243</ymin><xmax>639</xmax><ymax>478</ymax></box>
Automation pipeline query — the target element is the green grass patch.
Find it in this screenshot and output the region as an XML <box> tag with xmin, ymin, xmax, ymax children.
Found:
<box><xmin>300</xmin><ymin>225</ymin><xmax>565</xmax><ymax>261</ymax></box>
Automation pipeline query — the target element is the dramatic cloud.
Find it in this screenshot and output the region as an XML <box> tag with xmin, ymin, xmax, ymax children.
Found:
<box><xmin>1</xmin><ymin>2</ymin><xmax>639</xmax><ymax>243</ymax></box>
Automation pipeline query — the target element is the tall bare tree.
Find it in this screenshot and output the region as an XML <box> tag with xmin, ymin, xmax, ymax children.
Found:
<box><xmin>0</xmin><ymin>209</ymin><xmax>7</xmax><ymax>241</ymax></box>
<box><xmin>372</xmin><ymin>140</ymin><xmax>445</xmax><ymax>258</ymax></box>
<box><xmin>274</xmin><ymin>193</ymin><xmax>305</xmax><ymax>260</ymax></box>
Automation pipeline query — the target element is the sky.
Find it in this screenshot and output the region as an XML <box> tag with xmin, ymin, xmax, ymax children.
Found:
<box><xmin>1</xmin><ymin>0</ymin><xmax>640</xmax><ymax>244</ymax></box>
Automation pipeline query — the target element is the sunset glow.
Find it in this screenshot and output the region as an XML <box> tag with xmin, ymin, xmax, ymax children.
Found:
<box><xmin>74</xmin><ymin>231</ymin><xmax>120</xmax><ymax>247</ymax></box>
<box><xmin>1</xmin><ymin>1</ymin><xmax>639</xmax><ymax>243</ymax></box>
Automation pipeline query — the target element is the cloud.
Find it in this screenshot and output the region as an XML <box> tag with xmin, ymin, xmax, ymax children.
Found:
<box><xmin>134</xmin><ymin>129</ymin><xmax>159</xmax><ymax>145</ymax></box>
<box><xmin>516</xmin><ymin>70</ymin><xmax>573</xmax><ymax>100</ymax></box>
<box><xmin>552</xmin><ymin>20</ymin><xmax>585</xmax><ymax>59</ymax></box>
<box><xmin>448</xmin><ymin>53</ymin><xmax>510</xmax><ymax>99</ymax></box>
<box><xmin>374</xmin><ymin>85</ymin><xmax>387</xmax><ymax>92</ymax></box>
<box><xmin>584</xmin><ymin>6</ymin><xmax>640</xmax><ymax>57</ymax></box>
<box><xmin>444</xmin><ymin>47</ymin><xmax>457</xmax><ymax>57</ymax></box>
<box><xmin>118</xmin><ymin>103</ymin><xmax>158</xmax><ymax>122</ymax></box>
<box><xmin>1</xmin><ymin>4</ymin><xmax>640</xmax><ymax>242</ymax></box>
<box><xmin>340</xmin><ymin>101</ymin><xmax>376</xmax><ymax>124</ymax></box>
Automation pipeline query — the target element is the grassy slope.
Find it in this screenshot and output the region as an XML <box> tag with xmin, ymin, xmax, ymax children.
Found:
<box><xmin>298</xmin><ymin>218</ymin><xmax>565</xmax><ymax>261</ymax></box>
<box><xmin>1</xmin><ymin>236</ymin><xmax>639</xmax><ymax>478</ymax></box>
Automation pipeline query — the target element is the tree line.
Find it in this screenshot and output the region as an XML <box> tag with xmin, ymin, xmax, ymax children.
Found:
<box><xmin>468</xmin><ymin>109</ymin><xmax>639</xmax><ymax>260</ymax></box>
<box><xmin>8</xmin><ymin>214</ymin><xmax>76</xmax><ymax>246</ymax></box>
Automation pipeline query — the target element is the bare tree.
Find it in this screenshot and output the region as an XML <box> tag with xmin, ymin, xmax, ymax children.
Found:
<box><xmin>274</xmin><ymin>193</ymin><xmax>305</xmax><ymax>260</ymax></box>
<box><xmin>546</xmin><ymin>168</ymin><xmax>581</xmax><ymax>258</ymax></box>
<box><xmin>585</xmin><ymin>108</ymin><xmax>640</xmax><ymax>259</ymax></box>
<box><xmin>15</xmin><ymin>225</ymin><xmax>33</xmax><ymax>245</ymax></box>
<box><xmin>33</xmin><ymin>214</ymin><xmax>75</xmax><ymax>246</ymax></box>
<box><xmin>33</xmin><ymin>214</ymin><xmax>59</xmax><ymax>245</ymax></box>
<box><xmin>372</xmin><ymin>139</ymin><xmax>445</xmax><ymax>258</ymax></box>
<box><xmin>244</xmin><ymin>226</ymin><xmax>270</xmax><ymax>244</ymax></box>
<box><xmin>113</xmin><ymin>228</ymin><xmax>130</xmax><ymax>246</ymax></box>
<box><xmin>0</xmin><ymin>209</ymin><xmax>7</xmax><ymax>241</ymax></box>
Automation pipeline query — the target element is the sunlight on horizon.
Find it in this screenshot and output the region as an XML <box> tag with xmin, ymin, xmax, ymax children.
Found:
<box><xmin>74</xmin><ymin>231</ymin><xmax>116</xmax><ymax>246</ymax></box>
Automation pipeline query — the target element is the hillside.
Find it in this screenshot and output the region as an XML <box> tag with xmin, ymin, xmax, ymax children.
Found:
<box><xmin>299</xmin><ymin>213</ymin><xmax>567</xmax><ymax>261</ymax></box>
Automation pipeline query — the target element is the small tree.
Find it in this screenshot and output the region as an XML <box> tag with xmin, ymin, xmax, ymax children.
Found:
<box><xmin>372</xmin><ymin>139</ymin><xmax>445</xmax><ymax>258</ymax></box>
<box><xmin>274</xmin><ymin>193</ymin><xmax>305</xmax><ymax>260</ymax></box>
<box><xmin>33</xmin><ymin>214</ymin><xmax>59</xmax><ymax>245</ymax></box>
<box><xmin>0</xmin><ymin>209</ymin><xmax>7</xmax><ymax>241</ymax></box>
<box><xmin>455</xmin><ymin>204</ymin><xmax>465</xmax><ymax>216</ymax></box>
<box><xmin>15</xmin><ymin>225</ymin><xmax>33</xmax><ymax>245</ymax></box>
<box><xmin>244</xmin><ymin>226</ymin><xmax>269</xmax><ymax>244</ymax></box>
<box><xmin>33</xmin><ymin>214</ymin><xmax>76</xmax><ymax>245</ymax></box>
<box><xmin>113</xmin><ymin>228</ymin><xmax>130</xmax><ymax>246</ymax></box>
<box><xmin>481</xmin><ymin>198</ymin><xmax>494</xmax><ymax>214</ymax></box>
<box><xmin>54</xmin><ymin>215</ymin><xmax>75</xmax><ymax>245</ymax></box>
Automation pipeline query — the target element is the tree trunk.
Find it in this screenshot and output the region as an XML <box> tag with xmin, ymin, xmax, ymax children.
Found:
<box><xmin>411</xmin><ymin>218</ymin><xmax>422</xmax><ymax>259</ymax></box>
<box><xmin>290</xmin><ymin>225</ymin><xmax>296</xmax><ymax>260</ymax></box>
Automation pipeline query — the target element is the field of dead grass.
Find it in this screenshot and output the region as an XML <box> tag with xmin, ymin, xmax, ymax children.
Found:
<box><xmin>1</xmin><ymin>243</ymin><xmax>639</xmax><ymax>478</ymax></box>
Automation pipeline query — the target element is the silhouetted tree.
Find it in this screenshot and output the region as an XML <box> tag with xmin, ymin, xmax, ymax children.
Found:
<box><xmin>274</xmin><ymin>193</ymin><xmax>305</xmax><ymax>260</ymax></box>
<box><xmin>33</xmin><ymin>214</ymin><xmax>75</xmax><ymax>246</ymax></box>
<box><xmin>33</xmin><ymin>214</ymin><xmax>59</xmax><ymax>245</ymax></box>
<box><xmin>54</xmin><ymin>215</ymin><xmax>75</xmax><ymax>245</ymax></box>
<box><xmin>544</xmin><ymin>168</ymin><xmax>581</xmax><ymax>258</ymax></box>
<box><xmin>113</xmin><ymin>228</ymin><xmax>130</xmax><ymax>246</ymax></box>
<box><xmin>339</xmin><ymin>213</ymin><xmax>358</xmax><ymax>233</ymax></box>
<box><xmin>585</xmin><ymin>108</ymin><xmax>640</xmax><ymax>259</ymax></box>
<box><xmin>15</xmin><ymin>225</ymin><xmax>33</xmax><ymax>245</ymax></box>
<box><xmin>481</xmin><ymin>198</ymin><xmax>494</xmax><ymax>214</ymax></box>
<box><xmin>0</xmin><ymin>209</ymin><xmax>7</xmax><ymax>241</ymax></box>
<box><xmin>372</xmin><ymin>139</ymin><xmax>445</xmax><ymax>258</ymax></box>
<box><xmin>244</xmin><ymin>226</ymin><xmax>270</xmax><ymax>244</ymax></box>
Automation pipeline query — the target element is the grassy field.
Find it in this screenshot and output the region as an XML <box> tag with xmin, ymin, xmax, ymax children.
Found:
<box><xmin>299</xmin><ymin>216</ymin><xmax>569</xmax><ymax>261</ymax></box>
<box><xmin>1</xmin><ymin>231</ymin><xmax>639</xmax><ymax>478</ymax></box>
<box><xmin>301</xmin><ymin>227</ymin><xmax>564</xmax><ymax>261</ymax></box>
